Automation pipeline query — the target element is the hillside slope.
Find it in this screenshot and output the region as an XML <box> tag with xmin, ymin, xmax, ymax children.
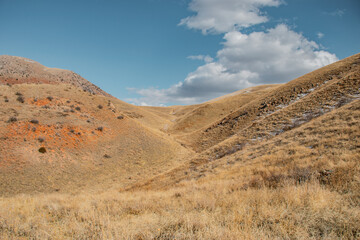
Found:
<box><xmin>0</xmin><ymin>54</ymin><xmax>359</xmax><ymax>239</ymax></box>
<box><xmin>128</xmin><ymin>53</ymin><xmax>360</xmax><ymax>190</ymax></box>
<box><xmin>0</xmin><ymin>83</ymin><xmax>190</xmax><ymax>196</ymax></box>
<box><xmin>0</xmin><ymin>55</ymin><xmax>111</xmax><ymax>97</ymax></box>
<box><xmin>175</xmin><ymin>53</ymin><xmax>360</xmax><ymax>153</ymax></box>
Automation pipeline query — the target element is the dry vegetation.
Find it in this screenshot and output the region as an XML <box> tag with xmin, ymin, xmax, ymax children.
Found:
<box><xmin>0</xmin><ymin>170</ymin><xmax>359</xmax><ymax>239</ymax></box>
<box><xmin>0</xmin><ymin>54</ymin><xmax>359</xmax><ymax>239</ymax></box>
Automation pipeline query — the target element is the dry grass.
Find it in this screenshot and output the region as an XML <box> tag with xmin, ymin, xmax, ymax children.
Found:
<box><xmin>0</xmin><ymin>174</ymin><xmax>359</xmax><ymax>239</ymax></box>
<box><xmin>0</xmin><ymin>83</ymin><xmax>191</xmax><ymax>195</ymax></box>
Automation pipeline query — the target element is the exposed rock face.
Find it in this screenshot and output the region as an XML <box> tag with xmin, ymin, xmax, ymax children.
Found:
<box><xmin>0</xmin><ymin>55</ymin><xmax>111</xmax><ymax>97</ymax></box>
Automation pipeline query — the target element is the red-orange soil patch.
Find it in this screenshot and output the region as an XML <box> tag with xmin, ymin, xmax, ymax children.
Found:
<box><xmin>0</xmin><ymin>122</ymin><xmax>107</xmax><ymax>166</ymax></box>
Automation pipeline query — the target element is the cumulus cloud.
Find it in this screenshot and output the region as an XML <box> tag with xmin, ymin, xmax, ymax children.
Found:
<box><xmin>187</xmin><ymin>55</ymin><xmax>214</xmax><ymax>63</ymax></box>
<box><xmin>216</xmin><ymin>25</ymin><xmax>337</xmax><ymax>84</ymax></box>
<box><xmin>129</xmin><ymin>24</ymin><xmax>338</xmax><ymax>106</ymax></box>
<box><xmin>179</xmin><ymin>0</ymin><xmax>283</xmax><ymax>34</ymax></box>
<box><xmin>128</xmin><ymin>0</ymin><xmax>338</xmax><ymax>106</ymax></box>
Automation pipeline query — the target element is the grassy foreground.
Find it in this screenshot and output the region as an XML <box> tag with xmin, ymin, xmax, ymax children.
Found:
<box><xmin>1</xmin><ymin>168</ymin><xmax>359</xmax><ymax>240</ymax></box>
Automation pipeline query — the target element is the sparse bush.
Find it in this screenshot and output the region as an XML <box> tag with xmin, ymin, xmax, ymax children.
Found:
<box><xmin>291</xmin><ymin>166</ymin><xmax>313</xmax><ymax>184</ymax></box>
<box><xmin>30</xmin><ymin>119</ymin><xmax>39</xmax><ymax>124</ymax></box>
<box><xmin>38</xmin><ymin>147</ymin><xmax>46</xmax><ymax>153</ymax></box>
<box><xmin>8</xmin><ymin>117</ymin><xmax>17</xmax><ymax>123</ymax></box>
<box><xmin>15</xmin><ymin>92</ymin><xmax>22</xmax><ymax>96</ymax></box>
<box><xmin>75</xmin><ymin>106</ymin><xmax>81</xmax><ymax>111</ymax></box>
<box><xmin>47</xmin><ymin>96</ymin><xmax>53</xmax><ymax>101</ymax></box>
<box><xmin>97</xmin><ymin>105</ymin><xmax>103</xmax><ymax>109</ymax></box>
<box><xmin>259</xmin><ymin>171</ymin><xmax>285</xmax><ymax>189</ymax></box>
<box><xmin>16</xmin><ymin>96</ymin><xmax>24</xmax><ymax>103</ymax></box>
<box><xmin>174</xmin><ymin>192</ymin><xmax>182</xmax><ymax>198</ymax></box>
<box><xmin>96</xmin><ymin>126</ymin><xmax>103</xmax><ymax>132</ymax></box>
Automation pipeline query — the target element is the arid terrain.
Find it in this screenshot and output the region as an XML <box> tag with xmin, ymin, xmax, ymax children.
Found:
<box><xmin>0</xmin><ymin>54</ymin><xmax>359</xmax><ymax>239</ymax></box>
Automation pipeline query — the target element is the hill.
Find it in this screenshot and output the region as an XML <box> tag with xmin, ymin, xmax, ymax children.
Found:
<box><xmin>0</xmin><ymin>55</ymin><xmax>110</xmax><ymax>96</ymax></box>
<box><xmin>0</xmin><ymin>56</ymin><xmax>192</xmax><ymax>195</ymax></box>
<box><xmin>0</xmin><ymin>53</ymin><xmax>359</xmax><ymax>239</ymax></box>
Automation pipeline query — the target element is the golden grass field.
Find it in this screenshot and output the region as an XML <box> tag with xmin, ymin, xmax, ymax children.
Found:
<box><xmin>0</xmin><ymin>54</ymin><xmax>359</xmax><ymax>239</ymax></box>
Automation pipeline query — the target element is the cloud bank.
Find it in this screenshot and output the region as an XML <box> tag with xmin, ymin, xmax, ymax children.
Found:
<box><xmin>128</xmin><ymin>0</ymin><xmax>338</xmax><ymax>106</ymax></box>
<box><xmin>179</xmin><ymin>0</ymin><xmax>282</xmax><ymax>34</ymax></box>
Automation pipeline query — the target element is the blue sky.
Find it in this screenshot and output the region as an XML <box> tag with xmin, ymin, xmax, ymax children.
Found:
<box><xmin>0</xmin><ymin>0</ymin><xmax>359</xmax><ymax>106</ymax></box>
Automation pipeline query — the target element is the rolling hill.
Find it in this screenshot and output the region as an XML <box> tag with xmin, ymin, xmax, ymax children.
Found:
<box><xmin>0</xmin><ymin>53</ymin><xmax>359</xmax><ymax>239</ymax></box>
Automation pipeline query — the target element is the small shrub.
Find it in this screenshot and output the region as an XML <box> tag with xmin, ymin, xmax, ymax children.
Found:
<box><xmin>4</xmin><ymin>99</ymin><xmax>9</xmax><ymax>102</ymax></box>
<box><xmin>291</xmin><ymin>166</ymin><xmax>313</xmax><ymax>184</ymax></box>
<box><xmin>8</xmin><ymin>117</ymin><xmax>17</xmax><ymax>123</ymax></box>
<box><xmin>15</xmin><ymin>92</ymin><xmax>22</xmax><ymax>96</ymax></box>
<box><xmin>97</xmin><ymin>105</ymin><xmax>103</xmax><ymax>109</ymax></box>
<box><xmin>38</xmin><ymin>147</ymin><xmax>46</xmax><ymax>153</ymax></box>
<box><xmin>47</xmin><ymin>96</ymin><xmax>53</xmax><ymax>101</ymax></box>
<box><xmin>103</xmin><ymin>154</ymin><xmax>111</xmax><ymax>158</ymax></box>
<box><xmin>75</xmin><ymin>106</ymin><xmax>81</xmax><ymax>111</ymax></box>
<box><xmin>16</xmin><ymin>96</ymin><xmax>24</xmax><ymax>103</ymax></box>
<box><xmin>96</xmin><ymin>126</ymin><xmax>103</xmax><ymax>132</ymax></box>
<box><xmin>259</xmin><ymin>171</ymin><xmax>285</xmax><ymax>189</ymax></box>
<box><xmin>30</xmin><ymin>119</ymin><xmax>39</xmax><ymax>124</ymax></box>
<box><xmin>117</xmin><ymin>115</ymin><xmax>124</xmax><ymax>120</ymax></box>
<box><xmin>38</xmin><ymin>137</ymin><xmax>45</xmax><ymax>143</ymax></box>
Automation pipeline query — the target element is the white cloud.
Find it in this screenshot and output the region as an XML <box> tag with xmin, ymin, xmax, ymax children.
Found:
<box><xmin>129</xmin><ymin>24</ymin><xmax>338</xmax><ymax>106</ymax></box>
<box><xmin>323</xmin><ymin>9</ymin><xmax>345</xmax><ymax>17</ymax></box>
<box><xmin>187</xmin><ymin>55</ymin><xmax>214</xmax><ymax>63</ymax></box>
<box><xmin>317</xmin><ymin>32</ymin><xmax>324</xmax><ymax>39</ymax></box>
<box><xmin>179</xmin><ymin>0</ymin><xmax>283</xmax><ymax>34</ymax></box>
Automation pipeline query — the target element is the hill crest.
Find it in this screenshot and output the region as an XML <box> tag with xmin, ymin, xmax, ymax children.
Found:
<box><xmin>0</xmin><ymin>55</ymin><xmax>111</xmax><ymax>97</ymax></box>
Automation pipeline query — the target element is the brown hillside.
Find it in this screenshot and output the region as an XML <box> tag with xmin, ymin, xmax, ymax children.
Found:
<box><xmin>0</xmin><ymin>55</ymin><xmax>111</xmax><ymax>97</ymax></box>
<box><xmin>0</xmin><ymin>83</ymin><xmax>191</xmax><ymax>196</ymax></box>
<box><xmin>179</xmin><ymin>53</ymin><xmax>360</xmax><ymax>153</ymax></box>
<box><xmin>167</xmin><ymin>85</ymin><xmax>280</xmax><ymax>134</ymax></box>
<box><xmin>127</xmin><ymin>53</ymin><xmax>360</xmax><ymax>190</ymax></box>
<box><xmin>0</xmin><ymin>54</ymin><xmax>359</xmax><ymax>239</ymax></box>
